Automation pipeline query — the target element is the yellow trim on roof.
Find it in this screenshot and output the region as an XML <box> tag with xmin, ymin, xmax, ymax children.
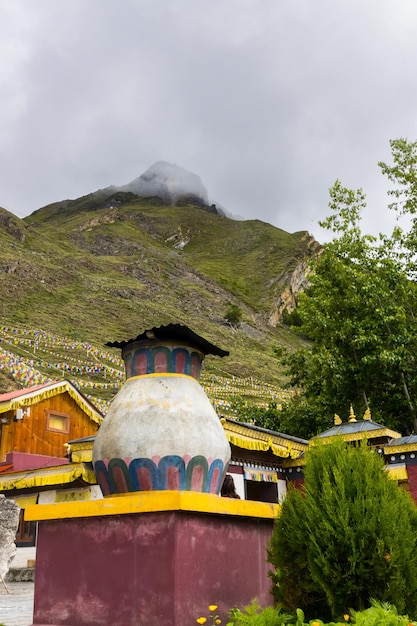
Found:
<box><xmin>223</xmin><ymin>420</ymin><xmax>306</xmax><ymax>459</ymax></box>
<box><xmin>71</xmin><ymin>449</ymin><xmax>93</xmax><ymax>463</ymax></box>
<box><xmin>227</xmin><ymin>432</ymin><xmax>271</xmax><ymax>452</ymax></box>
<box><xmin>25</xmin><ymin>490</ymin><xmax>280</xmax><ymax>522</ymax></box>
<box><xmin>282</xmin><ymin>456</ymin><xmax>305</xmax><ymax>468</ymax></box>
<box><xmin>0</xmin><ymin>381</ymin><xmax>103</xmax><ymax>425</ymax></box>
<box><xmin>385</xmin><ymin>465</ymin><xmax>408</xmax><ymax>481</ymax></box>
<box><xmin>70</xmin><ymin>439</ymin><xmax>94</xmax><ymax>462</ymax></box>
<box><xmin>315</xmin><ymin>428</ymin><xmax>401</xmax><ymax>444</ymax></box>
<box><xmin>0</xmin><ymin>463</ymin><xmax>97</xmax><ymax>491</ymax></box>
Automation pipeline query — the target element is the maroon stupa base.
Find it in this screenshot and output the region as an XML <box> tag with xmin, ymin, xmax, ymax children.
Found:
<box><xmin>29</xmin><ymin>500</ymin><xmax>277</xmax><ymax>626</ymax></box>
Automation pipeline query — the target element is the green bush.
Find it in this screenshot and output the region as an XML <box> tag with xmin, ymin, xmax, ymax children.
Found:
<box><xmin>226</xmin><ymin>599</ymin><xmax>295</xmax><ymax>626</ymax></box>
<box><xmin>225</xmin><ymin>599</ymin><xmax>416</xmax><ymax>626</ymax></box>
<box><xmin>224</xmin><ymin>304</ymin><xmax>242</xmax><ymax>327</ymax></box>
<box><xmin>350</xmin><ymin>599</ymin><xmax>414</xmax><ymax>626</ymax></box>
<box><xmin>268</xmin><ymin>439</ymin><xmax>417</xmax><ymax>620</ymax></box>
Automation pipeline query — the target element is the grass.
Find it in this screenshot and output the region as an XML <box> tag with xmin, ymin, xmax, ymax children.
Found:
<box><xmin>0</xmin><ymin>321</ymin><xmax>293</xmax><ymax>413</ymax></box>
<box><xmin>0</xmin><ymin>196</ymin><xmax>316</xmax><ymax>398</ymax></box>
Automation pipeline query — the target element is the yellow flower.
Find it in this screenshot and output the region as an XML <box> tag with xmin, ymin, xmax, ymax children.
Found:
<box><xmin>196</xmin><ymin>618</ymin><xmax>207</xmax><ymax>624</ymax></box>
<box><xmin>344</xmin><ymin>615</ymin><xmax>350</xmax><ymax>622</ymax></box>
<box><xmin>312</xmin><ymin>621</ymin><xmax>321</xmax><ymax>626</ymax></box>
<box><xmin>215</xmin><ymin>620</ymin><xmax>221</xmax><ymax>625</ymax></box>
<box><xmin>208</xmin><ymin>605</ymin><xmax>218</xmax><ymax>612</ymax></box>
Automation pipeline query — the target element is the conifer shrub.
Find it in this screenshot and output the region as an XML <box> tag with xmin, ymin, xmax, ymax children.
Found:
<box><xmin>267</xmin><ymin>438</ymin><xmax>417</xmax><ymax>620</ymax></box>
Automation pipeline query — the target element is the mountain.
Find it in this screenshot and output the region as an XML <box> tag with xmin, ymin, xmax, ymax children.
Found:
<box><xmin>0</xmin><ymin>165</ymin><xmax>321</xmax><ymax>411</ymax></box>
<box><xmin>118</xmin><ymin>161</ymin><xmax>213</xmax><ymax>210</ymax></box>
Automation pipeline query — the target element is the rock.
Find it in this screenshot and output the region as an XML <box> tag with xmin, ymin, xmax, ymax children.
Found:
<box><xmin>6</xmin><ymin>566</ymin><xmax>35</xmax><ymax>583</ymax></box>
<box><xmin>0</xmin><ymin>495</ymin><xmax>20</xmax><ymax>581</ymax></box>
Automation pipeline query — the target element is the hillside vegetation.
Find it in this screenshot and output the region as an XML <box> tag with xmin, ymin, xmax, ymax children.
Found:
<box><xmin>0</xmin><ymin>192</ymin><xmax>319</xmax><ymax>412</ymax></box>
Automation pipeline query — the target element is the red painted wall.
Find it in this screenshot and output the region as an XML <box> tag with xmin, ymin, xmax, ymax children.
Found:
<box><xmin>407</xmin><ymin>464</ymin><xmax>417</xmax><ymax>504</ymax></box>
<box><xmin>32</xmin><ymin>510</ymin><xmax>274</xmax><ymax>626</ymax></box>
<box><xmin>5</xmin><ymin>451</ymin><xmax>69</xmax><ymax>471</ymax></box>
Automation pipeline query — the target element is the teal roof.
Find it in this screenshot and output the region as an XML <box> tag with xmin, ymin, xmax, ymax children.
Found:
<box><xmin>386</xmin><ymin>435</ymin><xmax>417</xmax><ymax>447</ymax></box>
<box><xmin>315</xmin><ymin>419</ymin><xmax>400</xmax><ymax>439</ymax></box>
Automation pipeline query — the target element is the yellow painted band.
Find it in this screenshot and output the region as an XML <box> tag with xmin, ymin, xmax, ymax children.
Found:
<box><xmin>126</xmin><ymin>373</ymin><xmax>196</xmax><ymax>382</ymax></box>
<box><xmin>25</xmin><ymin>490</ymin><xmax>280</xmax><ymax>522</ymax></box>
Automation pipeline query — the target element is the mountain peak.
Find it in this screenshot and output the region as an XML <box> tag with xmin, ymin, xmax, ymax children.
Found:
<box><xmin>119</xmin><ymin>161</ymin><xmax>210</xmax><ymax>207</ymax></box>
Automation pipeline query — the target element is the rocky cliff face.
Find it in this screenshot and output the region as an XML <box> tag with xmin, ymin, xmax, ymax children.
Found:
<box><xmin>269</xmin><ymin>259</ymin><xmax>311</xmax><ymax>324</ymax></box>
<box><xmin>0</xmin><ymin>208</ymin><xmax>27</xmax><ymax>242</ymax></box>
<box><xmin>269</xmin><ymin>233</ymin><xmax>321</xmax><ymax>324</ymax></box>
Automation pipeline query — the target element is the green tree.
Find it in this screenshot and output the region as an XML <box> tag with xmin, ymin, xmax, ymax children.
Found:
<box><xmin>379</xmin><ymin>138</ymin><xmax>417</xmax><ymax>274</ymax></box>
<box><xmin>379</xmin><ymin>138</ymin><xmax>417</xmax><ymax>218</ymax></box>
<box><xmin>268</xmin><ymin>439</ymin><xmax>417</xmax><ymax>620</ymax></box>
<box><xmin>229</xmin><ymin>397</ymin><xmax>281</xmax><ymax>430</ymax></box>
<box><xmin>278</xmin><ymin>172</ymin><xmax>417</xmax><ymax>435</ymax></box>
<box><xmin>230</xmin><ymin>394</ymin><xmax>327</xmax><ymax>440</ymax></box>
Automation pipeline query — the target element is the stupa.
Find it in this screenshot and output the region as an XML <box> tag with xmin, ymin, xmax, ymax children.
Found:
<box><xmin>93</xmin><ymin>324</ymin><xmax>232</xmax><ymax>495</ymax></box>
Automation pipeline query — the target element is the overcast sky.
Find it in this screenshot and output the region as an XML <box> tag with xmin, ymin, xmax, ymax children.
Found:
<box><xmin>1</xmin><ymin>1</ymin><xmax>416</xmax><ymax>243</ymax></box>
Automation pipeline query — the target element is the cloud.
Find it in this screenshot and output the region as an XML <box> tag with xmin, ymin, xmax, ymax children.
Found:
<box><xmin>0</xmin><ymin>0</ymin><xmax>416</xmax><ymax>243</ymax></box>
<box><xmin>119</xmin><ymin>161</ymin><xmax>209</xmax><ymax>205</ymax></box>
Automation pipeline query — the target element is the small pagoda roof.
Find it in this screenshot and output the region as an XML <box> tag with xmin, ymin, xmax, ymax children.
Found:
<box><xmin>317</xmin><ymin>419</ymin><xmax>395</xmax><ymax>438</ymax></box>
<box><xmin>314</xmin><ymin>407</ymin><xmax>401</xmax><ymax>443</ymax></box>
<box><xmin>386</xmin><ymin>434</ymin><xmax>417</xmax><ymax>447</ymax></box>
<box><xmin>381</xmin><ymin>434</ymin><xmax>417</xmax><ymax>455</ymax></box>
<box><xmin>105</xmin><ymin>324</ymin><xmax>229</xmax><ymax>357</ymax></box>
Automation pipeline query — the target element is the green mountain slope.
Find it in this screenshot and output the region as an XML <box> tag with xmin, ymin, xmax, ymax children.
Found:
<box><xmin>0</xmin><ymin>193</ymin><xmax>319</xmax><ymax>411</ymax></box>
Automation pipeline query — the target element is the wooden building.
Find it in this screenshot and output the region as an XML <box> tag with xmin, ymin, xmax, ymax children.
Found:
<box><xmin>0</xmin><ymin>380</ymin><xmax>103</xmax><ymax>544</ymax></box>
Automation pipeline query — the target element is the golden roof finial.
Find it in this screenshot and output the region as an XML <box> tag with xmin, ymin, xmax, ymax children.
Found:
<box><xmin>334</xmin><ymin>413</ymin><xmax>342</xmax><ymax>425</ymax></box>
<box><xmin>363</xmin><ymin>408</ymin><xmax>371</xmax><ymax>421</ymax></box>
<box><xmin>348</xmin><ymin>405</ymin><xmax>357</xmax><ymax>423</ymax></box>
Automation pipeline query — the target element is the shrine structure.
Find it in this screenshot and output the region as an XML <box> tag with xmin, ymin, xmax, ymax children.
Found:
<box><xmin>25</xmin><ymin>325</ymin><xmax>279</xmax><ymax>626</ymax></box>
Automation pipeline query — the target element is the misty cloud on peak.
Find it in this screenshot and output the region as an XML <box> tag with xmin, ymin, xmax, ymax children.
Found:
<box><xmin>119</xmin><ymin>161</ymin><xmax>210</xmax><ymax>207</ymax></box>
